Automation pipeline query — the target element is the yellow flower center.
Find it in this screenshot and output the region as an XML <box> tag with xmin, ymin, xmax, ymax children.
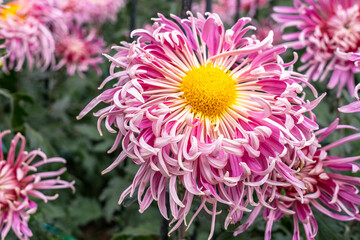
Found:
<box><xmin>180</xmin><ymin>64</ymin><xmax>237</xmax><ymax>119</ymax></box>
<box><xmin>0</xmin><ymin>2</ymin><xmax>21</xmax><ymax>19</ymax></box>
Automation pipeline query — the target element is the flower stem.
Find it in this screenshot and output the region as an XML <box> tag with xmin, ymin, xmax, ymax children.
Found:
<box><xmin>130</xmin><ymin>0</ymin><xmax>136</xmax><ymax>32</ymax></box>
<box><xmin>178</xmin><ymin>223</ymin><xmax>185</xmax><ymax>240</ymax></box>
<box><xmin>206</xmin><ymin>0</ymin><xmax>212</xmax><ymax>12</ymax></box>
<box><xmin>181</xmin><ymin>0</ymin><xmax>192</xmax><ymax>18</ymax></box>
<box><xmin>235</xmin><ymin>0</ymin><xmax>241</xmax><ymax>20</ymax></box>
<box><xmin>160</xmin><ymin>217</ymin><xmax>169</xmax><ymax>240</ymax></box>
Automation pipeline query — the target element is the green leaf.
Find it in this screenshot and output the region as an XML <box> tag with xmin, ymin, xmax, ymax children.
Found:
<box><xmin>314</xmin><ymin>210</ymin><xmax>344</xmax><ymax>240</ymax></box>
<box><xmin>75</xmin><ymin>124</ymin><xmax>104</xmax><ymax>141</ymax></box>
<box><xmin>0</xmin><ymin>88</ymin><xmax>12</xmax><ymax>100</ymax></box>
<box><xmin>0</xmin><ymin>38</ymin><xmax>6</xmax><ymax>58</ymax></box>
<box><xmin>68</xmin><ymin>196</ymin><xmax>102</xmax><ymax>226</ymax></box>
<box><xmin>111</xmin><ymin>225</ymin><xmax>159</xmax><ymax>240</ymax></box>
<box><xmin>11</xmin><ymin>92</ymin><xmax>34</xmax><ymax>132</ymax></box>
<box><xmin>93</xmin><ymin>139</ymin><xmax>113</xmax><ymax>152</ymax></box>
<box><xmin>100</xmin><ymin>176</ymin><xmax>131</xmax><ymax>222</ymax></box>
<box><xmin>25</xmin><ymin>124</ymin><xmax>57</xmax><ymax>156</ymax></box>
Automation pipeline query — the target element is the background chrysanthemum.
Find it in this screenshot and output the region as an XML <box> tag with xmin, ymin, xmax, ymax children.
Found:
<box><xmin>0</xmin><ymin>0</ymin><xmax>63</xmax><ymax>73</ymax></box>
<box><xmin>273</xmin><ymin>0</ymin><xmax>360</xmax><ymax>97</ymax></box>
<box><xmin>54</xmin><ymin>23</ymin><xmax>106</xmax><ymax>77</ymax></box>
<box><xmin>77</xmin><ymin>12</ymin><xmax>322</xmax><ymax>237</ymax></box>
<box><xmin>233</xmin><ymin>119</ymin><xmax>360</xmax><ymax>240</ymax></box>
<box><xmin>0</xmin><ymin>130</ymin><xmax>75</xmax><ymax>240</ymax></box>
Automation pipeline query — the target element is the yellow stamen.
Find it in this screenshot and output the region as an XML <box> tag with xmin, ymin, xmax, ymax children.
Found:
<box><xmin>1</xmin><ymin>2</ymin><xmax>21</xmax><ymax>19</ymax></box>
<box><xmin>180</xmin><ymin>64</ymin><xmax>237</xmax><ymax>119</ymax></box>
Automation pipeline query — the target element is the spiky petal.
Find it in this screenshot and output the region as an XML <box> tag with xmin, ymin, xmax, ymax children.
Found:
<box><xmin>0</xmin><ymin>130</ymin><xmax>75</xmax><ymax>240</ymax></box>
<box><xmin>234</xmin><ymin>119</ymin><xmax>360</xmax><ymax>240</ymax></box>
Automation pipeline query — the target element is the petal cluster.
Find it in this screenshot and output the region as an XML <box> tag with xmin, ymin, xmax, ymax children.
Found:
<box><xmin>273</xmin><ymin>0</ymin><xmax>360</xmax><ymax>97</ymax></box>
<box><xmin>78</xmin><ymin>12</ymin><xmax>321</xmax><ymax>237</ymax></box>
<box><xmin>235</xmin><ymin>119</ymin><xmax>360</xmax><ymax>240</ymax></box>
<box><xmin>0</xmin><ymin>130</ymin><xmax>75</xmax><ymax>240</ymax></box>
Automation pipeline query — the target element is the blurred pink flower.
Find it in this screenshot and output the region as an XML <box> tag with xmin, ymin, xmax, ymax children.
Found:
<box><xmin>234</xmin><ymin>119</ymin><xmax>360</xmax><ymax>239</ymax></box>
<box><xmin>53</xmin><ymin>0</ymin><xmax>85</xmax><ymax>23</ymax></box>
<box><xmin>54</xmin><ymin>0</ymin><xmax>125</xmax><ymax>24</ymax></box>
<box><xmin>54</xmin><ymin>24</ymin><xmax>106</xmax><ymax>77</ymax></box>
<box><xmin>193</xmin><ymin>0</ymin><xmax>271</xmax><ymax>24</ymax></box>
<box><xmin>82</xmin><ymin>0</ymin><xmax>125</xmax><ymax>24</ymax></box>
<box><xmin>0</xmin><ymin>0</ymin><xmax>62</xmax><ymax>73</ymax></box>
<box><xmin>273</xmin><ymin>0</ymin><xmax>360</xmax><ymax>97</ymax></box>
<box><xmin>0</xmin><ymin>130</ymin><xmax>75</xmax><ymax>240</ymax></box>
<box><xmin>253</xmin><ymin>19</ymin><xmax>282</xmax><ymax>45</ymax></box>
<box><xmin>77</xmin><ymin>13</ymin><xmax>320</xmax><ymax>237</ymax></box>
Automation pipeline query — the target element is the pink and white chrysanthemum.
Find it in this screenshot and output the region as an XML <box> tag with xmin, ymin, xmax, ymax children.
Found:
<box><xmin>234</xmin><ymin>119</ymin><xmax>360</xmax><ymax>240</ymax></box>
<box><xmin>54</xmin><ymin>24</ymin><xmax>106</xmax><ymax>77</ymax></box>
<box><xmin>273</xmin><ymin>0</ymin><xmax>360</xmax><ymax>97</ymax></box>
<box><xmin>193</xmin><ymin>0</ymin><xmax>272</xmax><ymax>24</ymax></box>
<box><xmin>0</xmin><ymin>0</ymin><xmax>62</xmax><ymax>73</ymax></box>
<box><xmin>0</xmin><ymin>130</ymin><xmax>75</xmax><ymax>240</ymax></box>
<box><xmin>77</xmin><ymin>13</ymin><xmax>321</xmax><ymax>237</ymax></box>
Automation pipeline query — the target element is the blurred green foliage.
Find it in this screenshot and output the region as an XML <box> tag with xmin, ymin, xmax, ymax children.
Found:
<box><xmin>0</xmin><ymin>0</ymin><xmax>360</xmax><ymax>239</ymax></box>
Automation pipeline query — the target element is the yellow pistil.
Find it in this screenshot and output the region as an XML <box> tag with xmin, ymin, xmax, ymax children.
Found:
<box><xmin>0</xmin><ymin>2</ymin><xmax>21</xmax><ymax>19</ymax></box>
<box><xmin>180</xmin><ymin>64</ymin><xmax>237</xmax><ymax>119</ymax></box>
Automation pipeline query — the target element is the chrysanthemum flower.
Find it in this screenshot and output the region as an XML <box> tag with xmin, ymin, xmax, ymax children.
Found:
<box><xmin>234</xmin><ymin>119</ymin><xmax>360</xmax><ymax>239</ymax></box>
<box><xmin>193</xmin><ymin>0</ymin><xmax>272</xmax><ymax>24</ymax></box>
<box><xmin>78</xmin><ymin>13</ymin><xmax>321</xmax><ymax>237</ymax></box>
<box><xmin>0</xmin><ymin>130</ymin><xmax>75</xmax><ymax>240</ymax></box>
<box><xmin>54</xmin><ymin>24</ymin><xmax>106</xmax><ymax>77</ymax></box>
<box><xmin>273</xmin><ymin>0</ymin><xmax>360</xmax><ymax>97</ymax></box>
<box><xmin>0</xmin><ymin>0</ymin><xmax>62</xmax><ymax>73</ymax></box>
